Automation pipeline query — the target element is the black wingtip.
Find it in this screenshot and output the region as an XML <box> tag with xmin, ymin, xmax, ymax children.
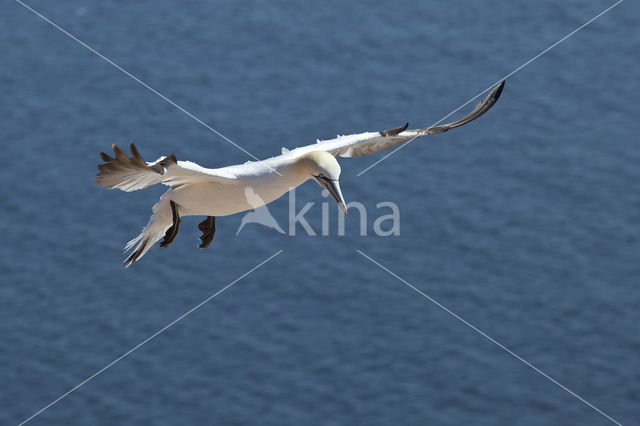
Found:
<box><xmin>493</xmin><ymin>80</ymin><xmax>505</xmax><ymax>101</ymax></box>
<box><xmin>379</xmin><ymin>122</ymin><xmax>409</xmax><ymax>137</ymax></box>
<box><xmin>129</xmin><ymin>141</ymin><xmax>139</xmax><ymax>157</ymax></box>
<box><xmin>124</xmin><ymin>238</ymin><xmax>149</xmax><ymax>268</ymax></box>
<box><xmin>100</xmin><ymin>152</ymin><xmax>113</xmax><ymax>162</ymax></box>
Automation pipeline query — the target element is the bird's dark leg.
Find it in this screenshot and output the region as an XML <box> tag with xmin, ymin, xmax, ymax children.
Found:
<box><xmin>198</xmin><ymin>216</ymin><xmax>216</xmax><ymax>249</ymax></box>
<box><xmin>159</xmin><ymin>200</ymin><xmax>181</xmax><ymax>247</ymax></box>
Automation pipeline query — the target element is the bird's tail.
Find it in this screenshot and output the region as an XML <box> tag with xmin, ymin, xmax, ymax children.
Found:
<box><xmin>124</xmin><ymin>196</ymin><xmax>173</xmax><ymax>267</ymax></box>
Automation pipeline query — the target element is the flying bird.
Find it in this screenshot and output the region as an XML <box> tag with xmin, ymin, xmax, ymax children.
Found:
<box><xmin>96</xmin><ymin>81</ymin><xmax>505</xmax><ymax>266</ymax></box>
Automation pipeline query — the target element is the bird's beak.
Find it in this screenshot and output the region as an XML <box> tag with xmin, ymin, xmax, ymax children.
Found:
<box><xmin>316</xmin><ymin>176</ymin><xmax>347</xmax><ymax>216</ymax></box>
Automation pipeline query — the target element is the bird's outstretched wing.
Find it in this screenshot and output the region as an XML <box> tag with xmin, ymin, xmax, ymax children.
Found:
<box><xmin>289</xmin><ymin>80</ymin><xmax>505</xmax><ymax>158</ymax></box>
<box><xmin>96</xmin><ymin>143</ymin><xmax>236</xmax><ymax>192</ymax></box>
<box><xmin>97</xmin><ymin>81</ymin><xmax>504</xmax><ymax>189</ymax></box>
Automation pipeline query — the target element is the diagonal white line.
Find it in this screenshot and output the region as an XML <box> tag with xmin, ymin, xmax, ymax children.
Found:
<box><xmin>15</xmin><ymin>0</ymin><xmax>282</xmax><ymax>175</ymax></box>
<box><xmin>357</xmin><ymin>0</ymin><xmax>625</xmax><ymax>176</ymax></box>
<box><xmin>357</xmin><ymin>250</ymin><xmax>622</xmax><ymax>425</ymax></box>
<box><xmin>18</xmin><ymin>249</ymin><xmax>283</xmax><ymax>425</ymax></box>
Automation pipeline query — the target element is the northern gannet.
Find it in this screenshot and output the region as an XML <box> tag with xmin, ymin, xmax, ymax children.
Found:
<box><xmin>96</xmin><ymin>81</ymin><xmax>505</xmax><ymax>266</ymax></box>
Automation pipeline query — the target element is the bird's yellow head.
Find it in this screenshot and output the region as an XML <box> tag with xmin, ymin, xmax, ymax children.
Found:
<box><xmin>297</xmin><ymin>151</ymin><xmax>341</xmax><ymax>180</ymax></box>
<box><xmin>297</xmin><ymin>151</ymin><xmax>347</xmax><ymax>216</ymax></box>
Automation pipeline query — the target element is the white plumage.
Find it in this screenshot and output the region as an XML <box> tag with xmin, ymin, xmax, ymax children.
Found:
<box><xmin>96</xmin><ymin>81</ymin><xmax>504</xmax><ymax>266</ymax></box>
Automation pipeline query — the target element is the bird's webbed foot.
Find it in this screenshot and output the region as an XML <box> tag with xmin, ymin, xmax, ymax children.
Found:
<box><xmin>198</xmin><ymin>216</ymin><xmax>216</xmax><ymax>249</ymax></box>
<box><xmin>159</xmin><ymin>200</ymin><xmax>181</xmax><ymax>247</ymax></box>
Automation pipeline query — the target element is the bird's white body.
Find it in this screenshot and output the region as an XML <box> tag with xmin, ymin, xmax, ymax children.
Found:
<box><xmin>168</xmin><ymin>159</ymin><xmax>305</xmax><ymax>217</ymax></box>
<box><xmin>95</xmin><ymin>81</ymin><xmax>505</xmax><ymax>266</ymax></box>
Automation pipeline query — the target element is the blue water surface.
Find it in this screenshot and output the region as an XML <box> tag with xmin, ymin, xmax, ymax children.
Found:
<box><xmin>1</xmin><ymin>1</ymin><xmax>639</xmax><ymax>424</ymax></box>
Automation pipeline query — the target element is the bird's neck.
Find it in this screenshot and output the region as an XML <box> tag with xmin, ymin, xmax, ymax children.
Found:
<box><xmin>270</xmin><ymin>158</ymin><xmax>312</xmax><ymax>189</ymax></box>
<box><xmin>236</xmin><ymin>158</ymin><xmax>312</xmax><ymax>202</ymax></box>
